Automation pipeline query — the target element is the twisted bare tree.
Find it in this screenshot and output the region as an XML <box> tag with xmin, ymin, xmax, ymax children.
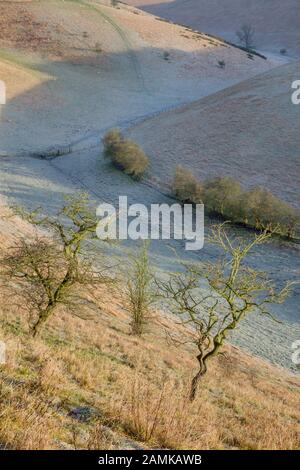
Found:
<box><xmin>159</xmin><ymin>224</ymin><xmax>297</xmax><ymax>401</ymax></box>
<box><xmin>1</xmin><ymin>193</ymin><xmax>113</xmax><ymax>336</ymax></box>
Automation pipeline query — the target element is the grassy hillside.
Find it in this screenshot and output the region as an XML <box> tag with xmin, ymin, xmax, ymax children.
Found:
<box><xmin>0</xmin><ymin>2</ymin><xmax>299</xmax><ymax>452</ymax></box>
<box><xmin>0</xmin><ymin>203</ymin><xmax>299</xmax><ymax>450</ymax></box>
<box><xmin>126</xmin><ymin>0</ymin><xmax>300</xmax><ymax>56</ymax></box>
<box><xmin>128</xmin><ymin>60</ymin><xmax>300</xmax><ymax>211</ymax></box>
<box><xmin>0</xmin><ymin>0</ymin><xmax>276</xmax><ymax>154</ymax></box>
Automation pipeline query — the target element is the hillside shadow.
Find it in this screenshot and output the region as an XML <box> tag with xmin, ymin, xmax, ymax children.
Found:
<box><xmin>0</xmin><ymin>46</ymin><xmax>299</xmax><ymax>352</ymax></box>
<box><xmin>137</xmin><ymin>0</ymin><xmax>300</xmax><ymax>57</ymax></box>
<box><xmin>0</xmin><ymin>41</ymin><xmax>269</xmax><ymax>155</ymax></box>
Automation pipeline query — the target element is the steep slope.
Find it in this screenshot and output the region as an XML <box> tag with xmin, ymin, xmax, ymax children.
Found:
<box><xmin>128</xmin><ymin>60</ymin><xmax>300</xmax><ymax>210</ymax></box>
<box><xmin>0</xmin><ymin>0</ymin><xmax>276</xmax><ymax>153</ymax></box>
<box><xmin>0</xmin><ymin>199</ymin><xmax>299</xmax><ymax>450</ymax></box>
<box><xmin>126</xmin><ymin>0</ymin><xmax>300</xmax><ymax>56</ymax></box>
<box><xmin>0</xmin><ymin>1</ymin><xmax>299</xmax><ymax>377</ymax></box>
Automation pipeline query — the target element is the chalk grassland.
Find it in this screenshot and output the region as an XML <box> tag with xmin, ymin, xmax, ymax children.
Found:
<box><xmin>0</xmin><ymin>1</ymin><xmax>299</xmax><ymax>451</ymax></box>
<box><xmin>128</xmin><ymin>60</ymin><xmax>300</xmax><ymax>211</ymax></box>
<box><xmin>0</xmin><ymin>0</ymin><xmax>276</xmax><ymax>154</ymax></box>
<box><xmin>0</xmin><ymin>1</ymin><xmax>299</xmax><ymax>372</ymax></box>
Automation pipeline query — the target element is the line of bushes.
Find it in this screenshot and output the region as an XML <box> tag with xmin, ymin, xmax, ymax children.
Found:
<box><xmin>172</xmin><ymin>165</ymin><xmax>300</xmax><ymax>238</ymax></box>
<box><xmin>102</xmin><ymin>129</ymin><xmax>149</xmax><ymax>180</ymax></box>
<box><xmin>101</xmin><ymin>130</ymin><xmax>299</xmax><ymax>239</ymax></box>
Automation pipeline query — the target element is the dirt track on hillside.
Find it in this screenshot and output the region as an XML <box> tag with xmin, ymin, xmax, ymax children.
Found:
<box><xmin>0</xmin><ymin>0</ymin><xmax>277</xmax><ymax>154</ymax></box>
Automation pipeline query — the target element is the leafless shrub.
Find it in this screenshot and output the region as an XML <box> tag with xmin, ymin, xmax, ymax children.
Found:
<box><xmin>239</xmin><ymin>186</ymin><xmax>299</xmax><ymax>236</ymax></box>
<box><xmin>171</xmin><ymin>167</ymin><xmax>299</xmax><ymax>237</ymax></box>
<box><xmin>171</xmin><ymin>165</ymin><xmax>203</xmax><ymax>203</ymax></box>
<box><xmin>103</xmin><ymin>129</ymin><xmax>149</xmax><ymax>179</ymax></box>
<box><xmin>203</xmin><ymin>176</ymin><xmax>242</xmax><ymax>216</ymax></box>
<box><xmin>125</xmin><ymin>243</ymin><xmax>155</xmax><ymax>336</ymax></box>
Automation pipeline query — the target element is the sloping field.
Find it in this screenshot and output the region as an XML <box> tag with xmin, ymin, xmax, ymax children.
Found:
<box><xmin>0</xmin><ymin>199</ymin><xmax>299</xmax><ymax>450</ymax></box>
<box><xmin>127</xmin><ymin>0</ymin><xmax>300</xmax><ymax>57</ymax></box>
<box><xmin>0</xmin><ymin>1</ymin><xmax>299</xmax><ymax>373</ymax></box>
<box><xmin>128</xmin><ymin>60</ymin><xmax>300</xmax><ymax>210</ymax></box>
<box><xmin>0</xmin><ymin>0</ymin><xmax>277</xmax><ymax>153</ymax></box>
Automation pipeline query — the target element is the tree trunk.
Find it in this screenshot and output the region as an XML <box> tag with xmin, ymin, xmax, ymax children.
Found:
<box><xmin>189</xmin><ymin>354</ymin><xmax>207</xmax><ymax>401</ymax></box>
<box><xmin>31</xmin><ymin>306</ymin><xmax>54</xmax><ymax>337</ymax></box>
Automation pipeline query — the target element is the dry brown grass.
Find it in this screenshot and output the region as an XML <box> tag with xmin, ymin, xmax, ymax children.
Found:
<box><xmin>0</xmin><ymin>2</ymin><xmax>62</xmax><ymax>56</ymax></box>
<box><xmin>109</xmin><ymin>375</ymin><xmax>220</xmax><ymax>449</ymax></box>
<box><xmin>0</xmin><ymin>286</ymin><xmax>299</xmax><ymax>450</ymax></box>
<box><xmin>0</xmin><ymin>203</ymin><xmax>299</xmax><ymax>450</ymax></box>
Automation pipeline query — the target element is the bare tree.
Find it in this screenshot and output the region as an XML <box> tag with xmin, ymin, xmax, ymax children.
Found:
<box><xmin>1</xmin><ymin>193</ymin><xmax>113</xmax><ymax>336</ymax></box>
<box><xmin>125</xmin><ymin>243</ymin><xmax>155</xmax><ymax>336</ymax></box>
<box><xmin>236</xmin><ymin>24</ymin><xmax>255</xmax><ymax>50</ymax></box>
<box><xmin>159</xmin><ymin>224</ymin><xmax>297</xmax><ymax>401</ymax></box>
